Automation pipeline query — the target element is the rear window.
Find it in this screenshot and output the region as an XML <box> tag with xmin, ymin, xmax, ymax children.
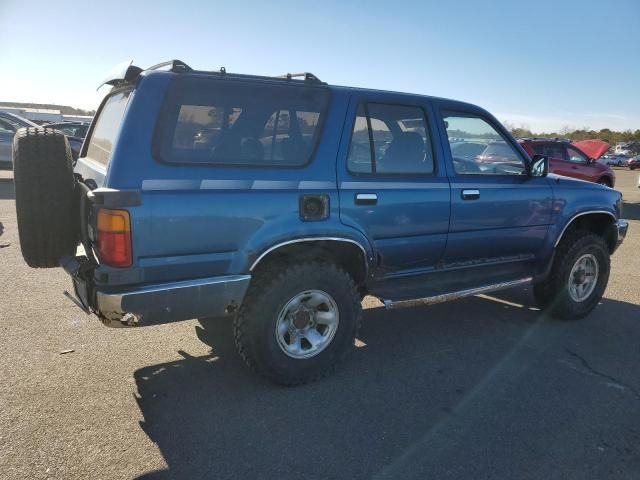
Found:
<box><xmin>156</xmin><ymin>77</ymin><xmax>330</xmax><ymax>166</ymax></box>
<box><xmin>86</xmin><ymin>90</ymin><xmax>131</xmax><ymax>166</ymax></box>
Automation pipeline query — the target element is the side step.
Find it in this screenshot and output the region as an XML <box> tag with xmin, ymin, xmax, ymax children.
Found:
<box><xmin>383</xmin><ymin>277</ymin><xmax>532</xmax><ymax>310</ymax></box>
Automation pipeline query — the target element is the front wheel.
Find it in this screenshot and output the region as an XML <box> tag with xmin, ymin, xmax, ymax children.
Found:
<box><xmin>533</xmin><ymin>232</ymin><xmax>610</xmax><ymax>320</ymax></box>
<box><xmin>234</xmin><ymin>261</ymin><xmax>362</xmax><ymax>385</ymax></box>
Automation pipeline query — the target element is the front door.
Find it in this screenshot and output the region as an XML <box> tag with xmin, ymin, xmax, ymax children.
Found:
<box><xmin>337</xmin><ymin>95</ymin><xmax>450</xmax><ymax>276</ymax></box>
<box><xmin>438</xmin><ymin>109</ymin><xmax>553</xmax><ymax>278</ymax></box>
<box><xmin>564</xmin><ymin>144</ymin><xmax>601</xmax><ymax>181</ymax></box>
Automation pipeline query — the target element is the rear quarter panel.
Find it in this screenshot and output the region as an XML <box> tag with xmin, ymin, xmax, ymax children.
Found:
<box><xmin>104</xmin><ymin>78</ymin><xmax>371</xmax><ymax>284</ymax></box>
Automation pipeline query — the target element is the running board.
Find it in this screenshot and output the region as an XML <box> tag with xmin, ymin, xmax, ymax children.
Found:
<box><xmin>383</xmin><ymin>277</ymin><xmax>533</xmax><ymax>310</ymax></box>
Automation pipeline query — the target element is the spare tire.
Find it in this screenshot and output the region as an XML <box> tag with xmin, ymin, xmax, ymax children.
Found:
<box><xmin>13</xmin><ymin>128</ymin><xmax>79</xmax><ymax>268</ymax></box>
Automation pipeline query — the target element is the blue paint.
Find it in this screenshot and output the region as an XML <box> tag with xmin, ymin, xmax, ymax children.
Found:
<box><xmin>75</xmin><ymin>68</ymin><xmax>624</xmax><ymax>299</ymax></box>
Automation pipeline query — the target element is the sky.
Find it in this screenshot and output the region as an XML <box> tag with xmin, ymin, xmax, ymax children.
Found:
<box><xmin>1</xmin><ymin>0</ymin><xmax>638</xmax><ymax>133</ymax></box>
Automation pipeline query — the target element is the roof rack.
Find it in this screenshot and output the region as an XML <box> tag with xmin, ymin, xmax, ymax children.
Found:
<box><xmin>276</xmin><ymin>72</ymin><xmax>323</xmax><ymax>83</ymax></box>
<box><xmin>146</xmin><ymin>59</ymin><xmax>193</xmax><ymax>73</ymax></box>
<box><xmin>99</xmin><ymin>59</ymin><xmax>327</xmax><ymax>90</ymax></box>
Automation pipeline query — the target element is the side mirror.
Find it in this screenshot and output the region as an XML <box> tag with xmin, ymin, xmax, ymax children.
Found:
<box><xmin>530</xmin><ymin>154</ymin><xmax>549</xmax><ymax>177</ymax></box>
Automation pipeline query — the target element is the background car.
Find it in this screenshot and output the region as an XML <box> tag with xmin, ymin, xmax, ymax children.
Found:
<box><xmin>449</xmin><ymin>141</ymin><xmax>486</xmax><ymax>161</ymax></box>
<box><xmin>0</xmin><ymin>111</ymin><xmax>38</xmax><ymax>169</ymax></box>
<box><xmin>627</xmin><ymin>155</ymin><xmax>640</xmax><ymax>170</ymax></box>
<box><xmin>45</xmin><ymin>121</ymin><xmax>90</xmax><ymax>139</ymax></box>
<box><xmin>519</xmin><ymin>138</ymin><xmax>615</xmax><ymax>186</ymax></box>
<box><xmin>602</xmin><ymin>153</ymin><xmax>629</xmax><ymax>166</ymax></box>
<box><xmin>45</xmin><ymin>121</ymin><xmax>90</xmax><ymax>160</ymax></box>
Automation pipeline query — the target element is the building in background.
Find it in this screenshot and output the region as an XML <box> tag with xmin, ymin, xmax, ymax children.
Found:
<box><xmin>0</xmin><ymin>106</ymin><xmax>92</xmax><ymax>125</ymax></box>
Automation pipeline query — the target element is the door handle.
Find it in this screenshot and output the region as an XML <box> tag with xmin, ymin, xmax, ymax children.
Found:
<box><xmin>461</xmin><ymin>189</ymin><xmax>480</xmax><ymax>200</ymax></box>
<box><xmin>355</xmin><ymin>193</ymin><xmax>377</xmax><ymax>205</ymax></box>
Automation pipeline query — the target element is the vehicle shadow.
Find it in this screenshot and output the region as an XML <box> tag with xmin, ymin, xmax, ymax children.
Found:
<box><xmin>623</xmin><ymin>201</ymin><xmax>640</xmax><ymax>221</ymax></box>
<box><xmin>133</xmin><ymin>289</ymin><xmax>640</xmax><ymax>479</ymax></box>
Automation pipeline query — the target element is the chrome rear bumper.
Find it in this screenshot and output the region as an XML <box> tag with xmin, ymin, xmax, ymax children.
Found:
<box><xmin>96</xmin><ymin>275</ymin><xmax>251</xmax><ymax>327</ymax></box>
<box><xmin>62</xmin><ymin>255</ymin><xmax>252</xmax><ymax>328</ymax></box>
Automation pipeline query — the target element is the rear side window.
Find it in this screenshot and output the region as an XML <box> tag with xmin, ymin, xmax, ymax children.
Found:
<box><xmin>532</xmin><ymin>143</ymin><xmax>567</xmax><ymax>160</ymax></box>
<box><xmin>157</xmin><ymin>78</ymin><xmax>330</xmax><ymax>166</ymax></box>
<box><xmin>347</xmin><ymin>103</ymin><xmax>434</xmax><ymax>175</ymax></box>
<box><xmin>85</xmin><ymin>90</ymin><xmax>131</xmax><ymax>166</ymax></box>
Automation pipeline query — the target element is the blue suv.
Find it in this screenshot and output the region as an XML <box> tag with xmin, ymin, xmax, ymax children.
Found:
<box><xmin>12</xmin><ymin>60</ymin><xmax>628</xmax><ymax>385</ymax></box>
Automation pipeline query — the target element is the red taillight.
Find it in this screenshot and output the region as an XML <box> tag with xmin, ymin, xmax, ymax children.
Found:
<box><xmin>96</xmin><ymin>208</ymin><xmax>132</xmax><ymax>267</ymax></box>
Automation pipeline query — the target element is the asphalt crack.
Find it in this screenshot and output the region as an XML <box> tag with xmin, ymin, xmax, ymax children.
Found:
<box><xmin>563</xmin><ymin>346</ymin><xmax>640</xmax><ymax>401</ymax></box>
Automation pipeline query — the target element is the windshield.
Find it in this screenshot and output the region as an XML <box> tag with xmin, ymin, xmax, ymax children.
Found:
<box><xmin>85</xmin><ymin>90</ymin><xmax>131</xmax><ymax>166</ymax></box>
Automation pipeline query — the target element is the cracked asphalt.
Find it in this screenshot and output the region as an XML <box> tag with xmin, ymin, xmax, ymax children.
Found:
<box><xmin>0</xmin><ymin>169</ymin><xmax>639</xmax><ymax>479</ymax></box>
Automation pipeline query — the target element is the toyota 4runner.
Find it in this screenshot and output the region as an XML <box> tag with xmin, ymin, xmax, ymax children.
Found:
<box><xmin>13</xmin><ymin>60</ymin><xmax>628</xmax><ymax>385</ymax></box>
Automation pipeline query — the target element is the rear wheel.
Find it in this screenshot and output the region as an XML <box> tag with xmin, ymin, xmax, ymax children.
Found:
<box><xmin>597</xmin><ymin>177</ymin><xmax>612</xmax><ymax>187</ymax></box>
<box><xmin>13</xmin><ymin>128</ymin><xmax>78</xmax><ymax>267</ymax></box>
<box><xmin>233</xmin><ymin>261</ymin><xmax>362</xmax><ymax>385</ymax></box>
<box><xmin>533</xmin><ymin>231</ymin><xmax>610</xmax><ymax>320</ymax></box>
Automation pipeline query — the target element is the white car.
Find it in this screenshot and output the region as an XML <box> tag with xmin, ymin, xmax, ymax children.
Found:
<box><xmin>602</xmin><ymin>154</ymin><xmax>629</xmax><ymax>167</ymax></box>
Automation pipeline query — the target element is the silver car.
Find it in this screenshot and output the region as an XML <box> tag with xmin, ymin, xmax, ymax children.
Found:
<box><xmin>0</xmin><ymin>111</ymin><xmax>38</xmax><ymax>169</ymax></box>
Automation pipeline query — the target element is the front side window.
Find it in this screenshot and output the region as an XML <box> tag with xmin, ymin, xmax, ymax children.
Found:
<box><xmin>567</xmin><ymin>145</ymin><xmax>588</xmax><ymax>163</ymax></box>
<box><xmin>347</xmin><ymin>103</ymin><xmax>434</xmax><ymax>175</ymax></box>
<box><xmin>0</xmin><ymin>119</ymin><xmax>15</xmax><ymax>134</ymax></box>
<box><xmin>443</xmin><ymin>114</ymin><xmax>526</xmax><ymax>175</ymax></box>
<box><xmin>159</xmin><ymin>78</ymin><xmax>329</xmax><ymax>166</ymax></box>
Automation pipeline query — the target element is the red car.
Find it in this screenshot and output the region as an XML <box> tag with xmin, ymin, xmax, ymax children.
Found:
<box><xmin>628</xmin><ymin>156</ymin><xmax>640</xmax><ymax>170</ymax></box>
<box><xmin>518</xmin><ymin>138</ymin><xmax>615</xmax><ymax>187</ymax></box>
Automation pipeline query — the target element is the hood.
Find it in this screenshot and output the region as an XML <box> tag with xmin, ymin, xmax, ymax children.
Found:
<box><xmin>572</xmin><ymin>139</ymin><xmax>610</xmax><ymax>160</ymax></box>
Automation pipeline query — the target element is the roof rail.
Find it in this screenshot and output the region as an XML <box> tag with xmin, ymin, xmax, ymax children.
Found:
<box><xmin>276</xmin><ymin>72</ymin><xmax>323</xmax><ymax>83</ymax></box>
<box><xmin>146</xmin><ymin>59</ymin><xmax>193</xmax><ymax>73</ymax></box>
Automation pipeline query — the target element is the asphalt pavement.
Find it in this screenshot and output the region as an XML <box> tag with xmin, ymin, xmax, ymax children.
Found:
<box><xmin>0</xmin><ymin>169</ymin><xmax>639</xmax><ymax>479</ymax></box>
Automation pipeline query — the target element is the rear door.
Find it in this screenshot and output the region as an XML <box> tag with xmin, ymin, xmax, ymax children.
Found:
<box><xmin>438</xmin><ymin>108</ymin><xmax>552</xmax><ymax>276</ymax></box>
<box><xmin>337</xmin><ymin>94</ymin><xmax>450</xmax><ymax>275</ymax></box>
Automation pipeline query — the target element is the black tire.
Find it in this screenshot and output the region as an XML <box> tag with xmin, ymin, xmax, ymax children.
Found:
<box><xmin>234</xmin><ymin>261</ymin><xmax>362</xmax><ymax>385</ymax></box>
<box><xmin>533</xmin><ymin>231</ymin><xmax>610</xmax><ymax>320</ymax></box>
<box><xmin>13</xmin><ymin>128</ymin><xmax>78</xmax><ymax>268</ymax></box>
<box><xmin>597</xmin><ymin>177</ymin><xmax>612</xmax><ymax>187</ymax></box>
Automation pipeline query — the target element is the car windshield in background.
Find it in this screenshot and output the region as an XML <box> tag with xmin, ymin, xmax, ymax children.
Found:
<box><xmin>52</xmin><ymin>124</ymin><xmax>89</xmax><ymax>138</ymax></box>
<box><xmin>157</xmin><ymin>78</ymin><xmax>330</xmax><ymax>166</ymax></box>
<box><xmin>85</xmin><ymin>90</ymin><xmax>132</xmax><ymax>166</ymax></box>
<box><xmin>449</xmin><ymin>141</ymin><xmax>485</xmax><ymax>160</ymax></box>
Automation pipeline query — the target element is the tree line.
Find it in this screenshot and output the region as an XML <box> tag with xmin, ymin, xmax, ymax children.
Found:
<box><xmin>503</xmin><ymin>121</ymin><xmax>640</xmax><ymax>150</ymax></box>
